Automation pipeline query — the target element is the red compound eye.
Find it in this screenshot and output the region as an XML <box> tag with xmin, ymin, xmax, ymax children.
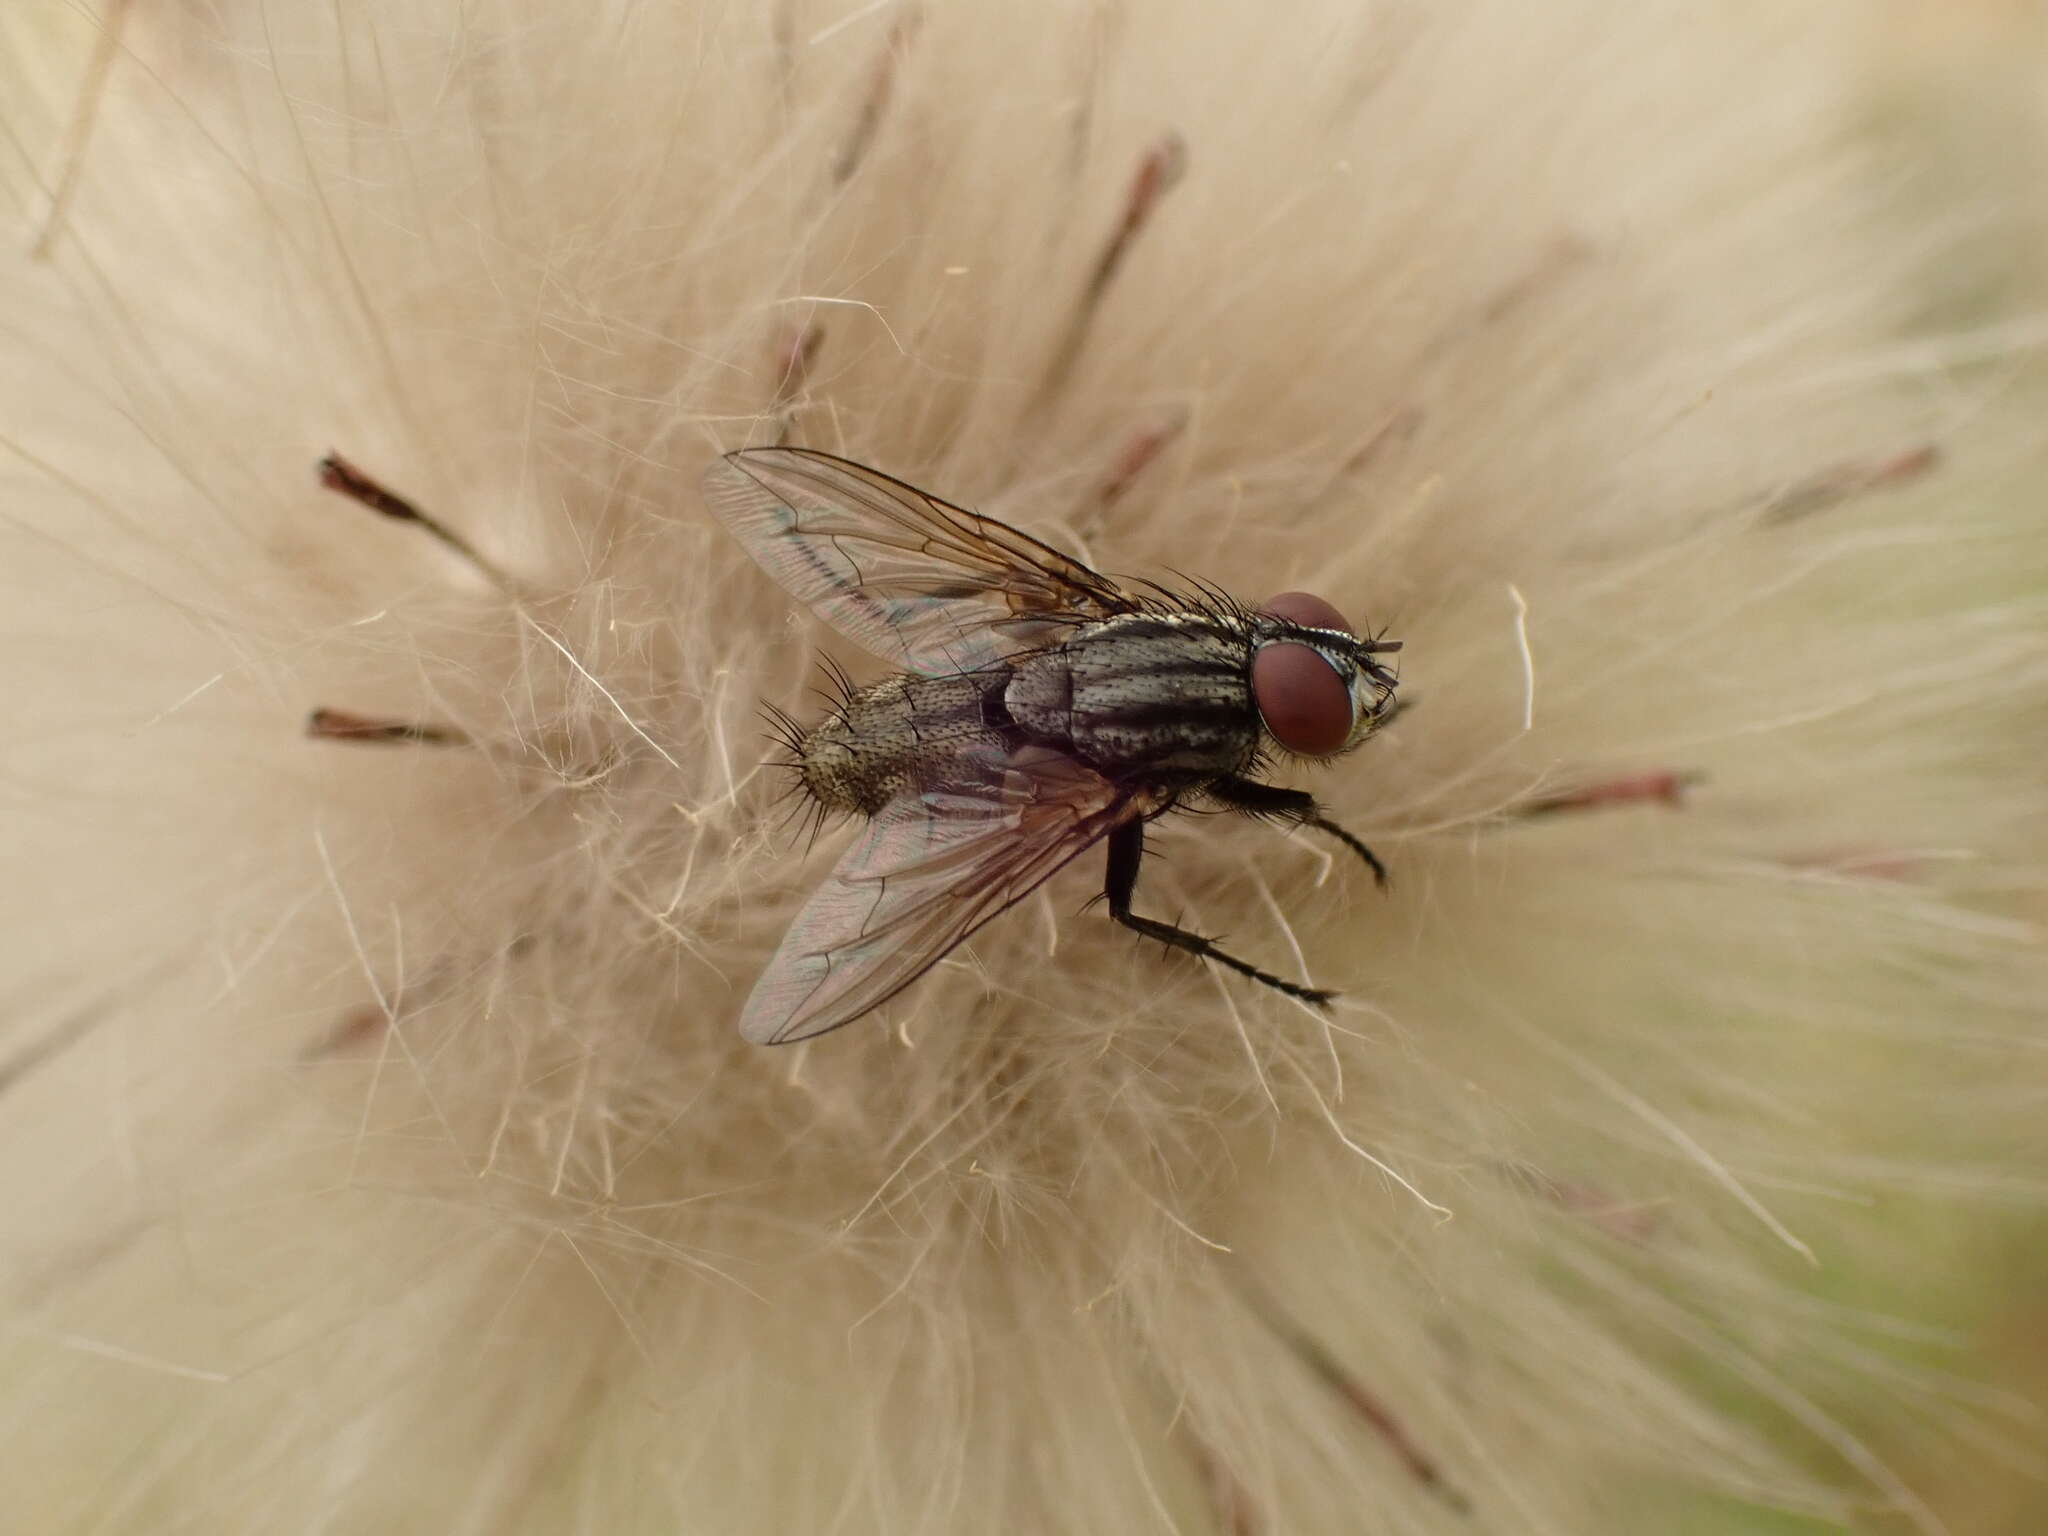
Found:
<box><xmin>1253</xmin><ymin>591</ymin><xmax>1356</xmax><ymax>757</ymax></box>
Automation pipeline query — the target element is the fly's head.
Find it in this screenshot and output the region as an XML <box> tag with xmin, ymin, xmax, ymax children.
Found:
<box><xmin>1248</xmin><ymin>591</ymin><xmax>1401</xmax><ymax>759</ymax></box>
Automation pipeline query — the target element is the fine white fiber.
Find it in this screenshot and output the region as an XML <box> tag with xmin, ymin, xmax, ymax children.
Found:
<box><xmin>2</xmin><ymin>2</ymin><xmax>2044</xmax><ymax>1532</ymax></box>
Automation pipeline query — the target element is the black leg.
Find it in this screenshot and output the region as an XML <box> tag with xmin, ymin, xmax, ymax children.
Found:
<box><xmin>1205</xmin><ymin>777</ymin><xmax>1387</xmax><ymax>887</ymax></box>
<box><xmin>1103</xmin><ymin>822</ymin><xmax>1334</xmax><ymax>1006</ymax></box>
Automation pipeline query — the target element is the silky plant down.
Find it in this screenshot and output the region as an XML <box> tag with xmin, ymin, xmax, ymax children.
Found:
<box><xmin>2</xmin><ymin>3</ymin><xmax>2043</xmax><ymax>1532</ymax></box>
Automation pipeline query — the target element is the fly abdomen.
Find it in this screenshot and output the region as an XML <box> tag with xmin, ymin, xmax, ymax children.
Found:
<box><xmin>799</xmin><ymin>670</ymin><xmax>1011</xmax><ymax>816</ymax></box>
<box><xmin>1005</xmin><ymin>612</ymin><xmax>1259</xmax><ymax>773</ymax></box>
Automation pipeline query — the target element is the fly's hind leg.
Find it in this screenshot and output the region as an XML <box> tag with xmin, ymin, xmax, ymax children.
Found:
<box><xmin>1206</xmin><ymin>776</ymin><xmax>1387</xmax><ymax>887</ymax></box>
<box><xmin>1104</xmin><ymin>822</ymin><xmax>1334</xmax><ymax>1006</ymax></box>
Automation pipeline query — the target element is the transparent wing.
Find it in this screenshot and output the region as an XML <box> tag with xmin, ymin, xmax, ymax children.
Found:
<box><xmin>739</xmin><ymin>749</ymin><xmax>1141</xmax><ymax>1045</ymax></box>
<box><xmin>704</xmin><ymin>447</ymin><xmax>1132</xmax><ymax>674</ymax></box>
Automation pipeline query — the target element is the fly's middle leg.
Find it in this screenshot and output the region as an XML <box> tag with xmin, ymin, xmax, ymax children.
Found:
<box><xmin>1206</xmin><ymin>776</ymin><xmax>1387</xmax><ymax>887</ymax></box>
<box><xmin>1103</xmin><ymin>822</ymin><xmax>1335</xmax><ymax>1007</ymax></box>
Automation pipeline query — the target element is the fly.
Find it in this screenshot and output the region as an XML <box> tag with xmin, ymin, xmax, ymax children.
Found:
<box><xmin>704</xmin><ymin>448</ymin><xmax>1401</xmax><ymax>1044</ymax></box>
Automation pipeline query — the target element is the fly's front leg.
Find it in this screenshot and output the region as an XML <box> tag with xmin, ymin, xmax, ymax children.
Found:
<box><xmin>1206</xmin><ymin>776</ymin><xmax>1387</xmax><ymax>887</ymax></box>
<box><xmin>1103</xmin><ymin>822</ymin><xmax>1334</xmax><ymax>1006</ymax></box>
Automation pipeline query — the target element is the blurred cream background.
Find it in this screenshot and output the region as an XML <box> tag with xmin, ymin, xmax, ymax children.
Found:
<box><xmin>3</xmin><ymin>3</ymin><xmax>2044</xmax><ymax>1532</ymax></box>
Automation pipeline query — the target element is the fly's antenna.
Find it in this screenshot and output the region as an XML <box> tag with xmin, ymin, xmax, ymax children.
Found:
<box><xmin>1358</xmin><ymin>619</ymin><xmax>1404</xmax><ymax>693</ymax></box>
<box><xmin>1359</xmin><ymin>628</ymin><xmax>1403</xmax><ymax>655</ymax></box>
